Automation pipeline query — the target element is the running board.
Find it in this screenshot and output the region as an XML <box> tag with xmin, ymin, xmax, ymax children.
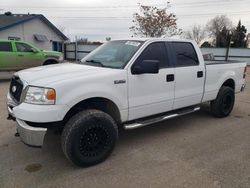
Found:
<box><xmin>124</xmin><ymin>107</ymin><xmax>200</xmax><ymax>130</ymax></box>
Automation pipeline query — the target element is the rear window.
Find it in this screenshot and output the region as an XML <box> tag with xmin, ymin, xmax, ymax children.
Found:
<box><xmin>0</xmin><ymin>42</ymin><xmax>12</xmax><ymax>52</ymax></box>
<box><xmin>172</xmin><ymin>42</ymin><xmax>199</xmax><ymax>67</ymax></box>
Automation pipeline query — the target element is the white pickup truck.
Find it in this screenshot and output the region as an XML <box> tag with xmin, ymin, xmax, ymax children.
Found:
<box><xmin>7</xmin><ymin>39</ymin><xmax>247</xmax><ymax>167</ymax></box>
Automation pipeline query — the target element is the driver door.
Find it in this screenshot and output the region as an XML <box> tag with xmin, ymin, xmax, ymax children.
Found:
<box><xmin>15</xmin><ymin>42</ymin><xmax>43</xmax><ymax>69</ymax></box>
<box><xmin>128</xmin><ymin>42</ymin><xmax>175</xmax><ymax>120</ymax></box>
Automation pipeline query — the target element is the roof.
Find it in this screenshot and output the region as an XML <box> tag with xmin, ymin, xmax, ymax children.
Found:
<box><xmin>0</xmin><ymin>13</ymin><xmax>68</xmax><ymax>40</ymax></box>
<box><xmin>112</xmin><ymin>38</ymin><xmax>194</xmax><ymax>43</ymax></box>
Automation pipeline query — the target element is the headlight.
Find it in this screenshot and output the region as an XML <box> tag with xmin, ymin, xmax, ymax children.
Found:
<box><xmin>24</xmin><ymin>86</ymin><xmax>56</xmax><ymax>105</ymax></box>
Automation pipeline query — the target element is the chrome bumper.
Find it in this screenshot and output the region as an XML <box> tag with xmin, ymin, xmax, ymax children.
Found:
<box><xmin>16</xmin><ymin>119</ymin><xmax>47</xmax><ymax>147</ymax></box>
<box><xmin>7</xmin><ymin>92</ymin><xmax>47</xmax><ymax>147</ymax></box>
<box><xmin>7</xmin><ymin>92</ymin><xmax>17</xmax><ymax>119</ymax></box>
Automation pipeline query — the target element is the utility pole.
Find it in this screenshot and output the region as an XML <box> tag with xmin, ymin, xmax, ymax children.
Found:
<box><xmin>75</xmin><ymin>35</ymin><xmax>78</xmax><ymax>62</ymax></box>
<box><xmin>225</xmin><ymin>31</ymin><xmax>232</xmax><ymax>61</ymax></box>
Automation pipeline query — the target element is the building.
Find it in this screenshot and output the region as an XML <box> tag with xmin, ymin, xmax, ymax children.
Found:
<box><xmin>0</xmin><ymin>12</ymin><xmax>68</xmax><ymax>51</ymax></box>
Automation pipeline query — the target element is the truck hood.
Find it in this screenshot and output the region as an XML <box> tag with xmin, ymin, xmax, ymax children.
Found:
<box><xmin>16</xmin><ymin>63</ymin><xmax>115</xmax><ymax>86</ymax></box>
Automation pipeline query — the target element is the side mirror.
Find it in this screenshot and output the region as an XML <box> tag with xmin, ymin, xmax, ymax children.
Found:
<box><xmin>131</xmin><ymin>60</ymin><xmax>159</xmax><ymax>74</ymax></box>
<box><xmin>31</xmin><ymin>48</ymin><xmax>38</xmax><ymax>53</ymax></box>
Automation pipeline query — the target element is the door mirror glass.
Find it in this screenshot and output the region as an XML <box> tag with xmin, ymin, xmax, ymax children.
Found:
<box><xmin>132</xmin><ymin>60</ymin><xmax>159</xmax><ymax>74</ymax></box>
<box><xmin>31</xmin><ymin>48</ymin><xmax>38</xmax><ymax>53</ymax></box>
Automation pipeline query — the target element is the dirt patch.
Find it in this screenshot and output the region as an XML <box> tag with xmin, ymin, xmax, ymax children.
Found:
<box><xmin>1</xmin><ymin>144</ymin><xmax>9</xmax><ymax>147</ymax></box>
<box><xmin>25</xmin><ymin>163</ymin><xmax>42</xmax><ymax>173</ymax></box>
<box><xmin>234</xmin><ymin>115</ymin><xmax>243</xmax><ymax>118</ymax></box>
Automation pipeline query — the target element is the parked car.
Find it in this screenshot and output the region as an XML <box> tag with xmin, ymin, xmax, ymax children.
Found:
<box><xmin>7</xmin><ymin>39</ymin><xmax>247</xmax><ymax>167</ymax></box>
<box><xmin>0</xmin><ymin>40</ymin><xmax>63</xmax><ymax>71</ymax></box>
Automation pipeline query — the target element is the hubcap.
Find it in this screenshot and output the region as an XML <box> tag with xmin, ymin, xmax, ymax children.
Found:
<box><xmin>79</xmin><ymin>126</ymin><xmax>110</xmax><ymax>157</ymax></box>
<box><xmin>222</xmin><ymin>94</ymin><xmax>233</xmax><ymax>113</ymax></box>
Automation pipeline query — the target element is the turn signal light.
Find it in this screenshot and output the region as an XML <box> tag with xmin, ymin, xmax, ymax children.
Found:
<box><xmin>47</xmin><ymin>89</ymin><xmax>56</xmax><ymax>100</ymax></box>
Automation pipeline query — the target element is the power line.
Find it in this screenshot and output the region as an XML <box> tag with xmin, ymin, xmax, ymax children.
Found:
<box><xmin>0</xmin><ymin>0</ymin><xmax>247</xmax><ymax>10</ymax></box>
<box><xmin>47</xmin><ymin>11</ymin><xmax>250</xmax><ymax>20</ymax></box>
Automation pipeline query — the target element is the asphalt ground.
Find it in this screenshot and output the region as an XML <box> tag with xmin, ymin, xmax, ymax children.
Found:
<box><xmin>0</xmin><ymin>69</ymin><xmax>249</xmax><ymax>188</ymax></box>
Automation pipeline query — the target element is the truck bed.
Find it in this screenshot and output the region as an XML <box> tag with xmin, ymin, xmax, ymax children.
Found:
<box><xmin>202</xmin><ymin>60</ymin><xmax>246</xmax><ymax>102</ymax></box>
<box><xmin>205</xmin><ymin>60</ymin><xmax>243</xmax><ymax>65</ymax></box>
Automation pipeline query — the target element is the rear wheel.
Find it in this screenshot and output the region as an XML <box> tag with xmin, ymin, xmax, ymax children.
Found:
<box><xmin>210</xmin><ymin>86</ymin><xmax>235</xmax><ymax>118</ymax></box>
<box><xmin>61</xmin><ymin>109</ymin><xmax>118</xmax><ymax>167</ymax></box>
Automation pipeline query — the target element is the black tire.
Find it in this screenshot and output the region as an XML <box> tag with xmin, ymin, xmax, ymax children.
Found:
<box><xmin>61</xmin><ymin>109</ymin><xmax>118</xmax><ymax>167</ymax></box>
<box><xmin>210</xmin><ymin>86</ymin><xmax>235</xmax><ymax>118</ymax></box>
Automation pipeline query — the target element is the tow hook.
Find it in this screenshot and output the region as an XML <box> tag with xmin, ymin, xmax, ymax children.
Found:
<box><xmin>15</xmin><ymin>132</ymin><xmax>20</xmax><ymax>137</ymax></box>
<box><xmin>7</xmin><ymin>114</ymin><xmax>16</xmax><ymax>121</ymax></box>
<box><xmin>7</xmin><ymin>115</ymin><xmax>12</xmax><ymax>120</ymax></box>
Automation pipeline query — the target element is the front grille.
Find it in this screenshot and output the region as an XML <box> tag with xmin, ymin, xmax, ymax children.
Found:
<box><xmin>9</xmin><ymin>76</ymin><xmax>23</xmax><ymax>102</ymax></box>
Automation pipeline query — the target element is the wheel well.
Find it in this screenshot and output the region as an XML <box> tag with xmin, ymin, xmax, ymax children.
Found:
<box><xmin>222</xmin><ymin>79</ymin><xmax>235</xmax><ymax>90</ymax></box>
<box><xmin>63</xmin><ymin>97</ymin><xmax>121</xmax><ymax>124</ymax></box>
<box><xmin>43</xmin><ymin>59</ymin><xmax>58</xmax><ymax>65</ymax></box>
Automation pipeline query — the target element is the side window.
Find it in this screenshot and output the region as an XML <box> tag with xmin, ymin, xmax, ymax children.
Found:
<box><xmin>172</xmin><ymin>42</ymin><xmax>199</xmax><ymax>66</ymax></box>
<box><xmin>0</xmin><ymin>42</ymin><xmax>12</xmax><ymax>52</ymax></box>
<box><xmin>136</xmin><ymin>42</ymin><xmax>169</xmax><ymax>68</ymax></box>
<box><xmin>16</xmin><ymin>43</ymin><xmax>33</xmax><ymax>52</ymax></box>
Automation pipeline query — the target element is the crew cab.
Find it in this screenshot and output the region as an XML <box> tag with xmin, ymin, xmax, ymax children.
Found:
<box><xmin>6</xmin><ymin>39</ymin><xmax>247</xmax><ymax>167</ymax></box>
<box><xmin>0</xmin><ymin>40</ymin><xmax>63</xmax><ymax>71</ymax></box>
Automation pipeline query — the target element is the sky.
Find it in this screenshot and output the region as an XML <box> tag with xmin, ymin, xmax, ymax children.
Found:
<box><xmin>0</xmin><ymin>0</ymin><xmax>250</xmax><ymax>41</ymax></box>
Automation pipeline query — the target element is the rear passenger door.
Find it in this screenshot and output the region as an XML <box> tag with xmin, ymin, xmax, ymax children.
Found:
<box><xmin>170</xmin><ymin>42</ymin><xmax>205</xmax><ymax>109</ymax></box>
<box><xmin>128</xmin><ymin>42</ymin><xmax>175</xmax><ymax>120</ymax></box>
<box><xmin>0</xmin><ymin>41</ymin><xmax>16</xmax><ymax>71</ymax></box>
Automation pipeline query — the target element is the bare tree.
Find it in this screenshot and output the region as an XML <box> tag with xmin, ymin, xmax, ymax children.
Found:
<box><xmin>130</xmin><ymin>3</ymin><xmax>182</xmax><ymax>37</ymax></box>
<box><xmin>184</xmin><ymin>24</ymin><xmax>206</xmax><ymax>45</ymax></box>
<box><xmin>206</xmin><ymin>15</ymin><xmax>233</xmax><ymax>45</ymax></box>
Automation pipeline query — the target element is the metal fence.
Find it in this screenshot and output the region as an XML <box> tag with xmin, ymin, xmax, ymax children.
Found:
<box><xmin>64</xmin><ymin>43</ymin><xmax>100</xmax><ymax>61</ymax></box>
<box><xmin>64</xmin><ymin>43</ymin><xmax>250</xmax><ymax>65</ymax></box>
<box><xmin>201</xmin><ymin>48</ymin><xmax>250</xmax><ymax>65</ymax></box>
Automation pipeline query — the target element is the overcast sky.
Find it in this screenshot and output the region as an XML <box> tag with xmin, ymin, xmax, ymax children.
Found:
<box><xmin>1</xmin><ymin>0</ymin><xmax>249</xmax><ymax>41</ymax></box>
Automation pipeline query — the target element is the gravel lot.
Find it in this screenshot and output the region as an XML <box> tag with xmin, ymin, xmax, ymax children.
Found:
<box><xmin>0</xmin><ymin>69</ymin><xmax>249</xmax><ymax>188</ymax></box>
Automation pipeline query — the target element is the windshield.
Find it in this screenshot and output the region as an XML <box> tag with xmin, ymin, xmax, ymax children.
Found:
<box><xmin>80</xmin><ymin>40</ymin><xmax>143</xmax><ymax>69</ymax></box>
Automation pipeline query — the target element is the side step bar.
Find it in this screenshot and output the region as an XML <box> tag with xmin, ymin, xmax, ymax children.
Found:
<box><xmin>124</xmin><ymin>107</ymin><xmax>200</xmax><ymax>130</ymax></box>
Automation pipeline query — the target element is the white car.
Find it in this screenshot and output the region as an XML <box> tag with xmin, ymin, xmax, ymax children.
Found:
<box><xmin>7</xmin><ymin>39</ymin><xmax>247</xmax><ymax>167</ymax></box>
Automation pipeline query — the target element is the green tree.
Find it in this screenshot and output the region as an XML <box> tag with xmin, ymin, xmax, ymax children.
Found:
<box><xmin>216</xmin><ymin>26</ymin><xmax>231</xmax><ymax>47</ymax></box>
<box><xmin>231</xmin><ymin>20</ymin><xmax>247</xmax><ymax>48</ymax></box>
<box><xmin>130</xmin><ymin>3</ymin><xmax>182</xmax><ymax>37</ymax></box>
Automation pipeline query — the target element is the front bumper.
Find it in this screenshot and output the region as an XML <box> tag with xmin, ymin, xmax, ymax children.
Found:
<box><xmin>7</xmin><ymin>92</ymin><xmax>17</xmax><ymax>119</ymax></box>
<box><xmin>16</xmin><ymin>119</ymin><xmax>47</xmax><ymax>147</ymax></box>
<box><xmin>7</xmin><ymin>92</ymin><xmax>47</xmax><ymax>147</ymax></box>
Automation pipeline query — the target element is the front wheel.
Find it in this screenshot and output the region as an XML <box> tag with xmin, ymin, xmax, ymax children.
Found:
<box><xmin>43</xmin><ymin>60</ymin><xmax>58</xmax><ymax>66</ymax></box>
<box><xmin>61</xmin><ymin>109</ymin><xmax>118</xmax><ymax>167</ymax></box>
<box><xmin>210</xmin><ymin>86</ymin><xmax>235</xmax><ymax>118</ymax></box>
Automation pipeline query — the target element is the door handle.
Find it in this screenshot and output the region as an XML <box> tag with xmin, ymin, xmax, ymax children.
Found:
<box><xmin>197</xmin><ymin>71</ymin><xmax>203</xmax><ymax>78</ymax></box>
<box><xmin>18</xmin><ymin>54</ymin><xmax>24</xmax><ymax>57</ymax></box>
<box><xmin>166</xmin><ymin>74</ymin><xmax>175</xmax><ymax>82</ymax></box>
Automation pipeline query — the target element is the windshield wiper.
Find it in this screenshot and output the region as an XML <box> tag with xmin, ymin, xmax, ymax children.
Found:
<box><xmin>85</xmin><ymin>59</ymin><xmax>104</xmax><ymax>67</ymax></box>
